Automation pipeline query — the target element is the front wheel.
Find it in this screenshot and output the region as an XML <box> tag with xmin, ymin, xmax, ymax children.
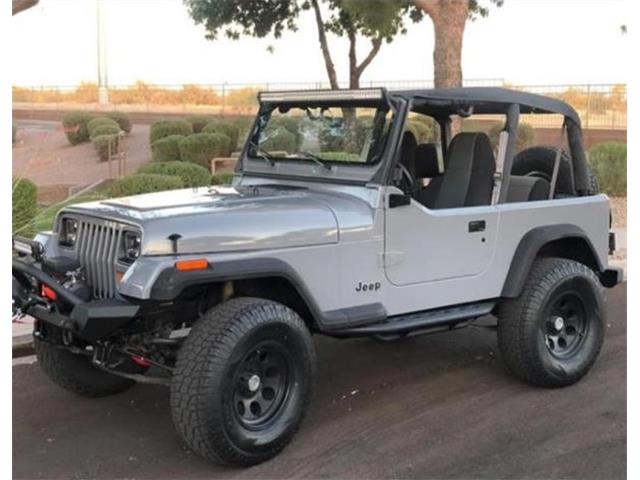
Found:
<box><xmin>498</xmin><ymin>258</ymin><xmax>606</xmax><ymax>388</ymax></box>
<box><xmin>171</xmin><ymin>297</ymin><xmax>316</xmax><ymax>466</ymax></box>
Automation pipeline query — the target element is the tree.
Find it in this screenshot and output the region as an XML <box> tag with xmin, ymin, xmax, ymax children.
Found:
<box><xmin>413</xmin><ymin>0</ymin><xmax>502</xmax><ymax>88</ymax></box>
<box><xmin>184</xmin><ymin>0</ymin><xmax>414</xmax><ymax>90</ymax></box>
<box><xmin>12</xmin><ymin>0</ymin><xmax>38</xmax><ymax>15</ymax></box>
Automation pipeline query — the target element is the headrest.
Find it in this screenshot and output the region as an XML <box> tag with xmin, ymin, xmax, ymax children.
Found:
<box><xmin>445</xmin><ymin>132</ymin><xmax>494</xmax><ymax>173</ymax></box>
<box><xmin>415</xmin><ymin>143</ymin><xmax>442</xmax><ymax>178</ymax></box>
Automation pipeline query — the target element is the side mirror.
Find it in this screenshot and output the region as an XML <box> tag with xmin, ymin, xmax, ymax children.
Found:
<box><xmin>389</xmin><ymin>193</ymin><xmax>411</xmax><ymax>208</ymax></box>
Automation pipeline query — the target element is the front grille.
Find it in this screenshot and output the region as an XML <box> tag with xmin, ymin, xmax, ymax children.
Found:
<box><xmin>74</xmin><ymin>217</ymin><xmax>128</xmax><ymax>299</ymax></box>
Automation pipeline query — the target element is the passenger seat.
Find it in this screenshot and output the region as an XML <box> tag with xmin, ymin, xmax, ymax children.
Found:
<box><xmin>432</xmin><ymin>133</ymin><xmax>496</xmax><ymax>209</ymax></box>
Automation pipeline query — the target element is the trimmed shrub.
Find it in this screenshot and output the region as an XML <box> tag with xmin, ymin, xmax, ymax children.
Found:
<box><xmin>12</xmin><ymin>124</ymin><xmax>17</xmax><ymax>144</ymax></box>
<box><xmin>151</xmin><ymin>134</ymin><xmax>185</xmax><ymax>163</ymax></box>
<box><xmin>211</xmin><ymin>171</ymin><xmax>234</xmax><ymax>185</ymax></box>
<box><xmin>91</xmin><ymin>124</ymin><xmax>121</xmax><ymax>138</ymax></box>
<box><xmin>92</xmin><ymin>134</ymin><xmax>120</xmax><ymax>162</ymax></box>
<box><xmin>179</xmin><ymin>132</ymin><xmax>231</xmax><ymax>168</ymax></box>
<box><xmin>12</xmin><ymin>177</ymin><xmax>37</xmax><ymax>234</ymax></box>
<box><xmin>407</xmin><ymin>120</ymin><xmax>435</xmax><ymax>143</ymax></box>
<box><xmin>110</xmin><ymin>174</ymin><xmax>184</xmax><ymax>197</ymax></box>
<box><xmin>488</xmin><ymin>122</ymin><xmax>536</xmax><ymax>151</ymax></box>
<box><xmin>138</xmin><ymin>161</ymin><xmax>211</xmax><ymax>188</ymax></box>
<box><xmin>105</xmin><ymin>111</ymin><xmax>132</xmax><ymax>133</ymax></box>
<box><xmin>87</xmin><ymin>117</ymin><xmax>120</xmax><ymax>137</ymax></box>
<box><xmin>62</xmin><ymin>111</ymin><xmax>93</xmax><ymax>145</ymax></box>
<box><xmin>588</xmin><ymin>141</ymin><xmax>626</xmax><ymax>196</ymax></box>
<box><xmin>186</xmin><ymin>115</ymin><xmax>215</xmax><ymax>133</ymax></box>
<box><xmin>202</xmin><ymin>121</ymin><xmax>239</xmax><ymax>152</ymax></box>
<box><xmin>150</xmin><ymin>120</ymin><xmax>193</xmax><ymax>143</ymax></box>
<box><xmin>262</xmin><ymin>129</ymin><xmax>296</xmax><ymax>153</ymax></box>
<box><xmin>319</xmin><ymin>151</ymin><xmax>360</xmax><ymax>162</ymax></box>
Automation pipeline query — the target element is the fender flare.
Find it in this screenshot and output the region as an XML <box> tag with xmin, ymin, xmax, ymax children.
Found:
<box><xmin>501</xmin><ymin>224</ymin><xmax>604</xmax><ymax>298</ymax></box>
<box><xmin>149</xmin><ymin>257</ymin><xmax>386</xmax><ymax>330</ymax></box>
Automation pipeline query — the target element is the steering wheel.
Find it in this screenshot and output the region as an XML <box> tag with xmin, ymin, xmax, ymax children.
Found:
<box><xmin>396</xmin><ymin>163</ymin><xmax>415</xmax><ymax>194</ymax></box>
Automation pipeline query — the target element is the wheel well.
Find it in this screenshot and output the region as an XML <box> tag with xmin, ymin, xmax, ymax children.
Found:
<box><xmin>537</xmin><ymin>237</ymin><xmax>600</xmax><ymax>272</ymax></box>
<box><xmin>232</xmin><ymin>277</ymin><xmax>318</xmax><ymax>332</ymax></box>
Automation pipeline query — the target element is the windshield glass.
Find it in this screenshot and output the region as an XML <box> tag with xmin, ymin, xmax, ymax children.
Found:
<box><xmin>249</xmin><ymin>105</ymin><xmax>392</xmax><ymax>166</ymax></box>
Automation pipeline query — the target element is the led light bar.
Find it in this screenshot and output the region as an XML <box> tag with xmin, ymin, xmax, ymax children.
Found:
<box><xmin>259</xmin><ymin>88</ymin><xmax>384</xmax><ymax>103</ymax></box>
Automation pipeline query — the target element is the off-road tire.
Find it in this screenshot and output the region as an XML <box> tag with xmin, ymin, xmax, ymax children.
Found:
<box><xmin>171</xmin><ymin>297</ymin><xmax>316</xmax><ymax>466</ymax></box>
<box><xmin>498</xmin><ymin>257</ymin><xmax>605</xmax><ymax>388</ymax></box>
<box><xmin>35</xmin><ymin>338</ymin><xmax>137</xmax><ymax>398</ymax></box>
<box><xmin>512</xmin><ymin>146</ymin><xmax>575</xmax><ymax>195</ymax></box>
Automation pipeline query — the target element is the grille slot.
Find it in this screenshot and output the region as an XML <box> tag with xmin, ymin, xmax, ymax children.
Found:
<box><xmin>74</xmin><ymin>218</ymin><xmax>126</xmax><ymax>299</ymax></box>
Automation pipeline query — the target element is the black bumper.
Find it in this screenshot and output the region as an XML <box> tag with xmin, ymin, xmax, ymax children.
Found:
<box><xmin>12</xmin><ymin>258</ymin><xmax>139</xmax><ymax>341</ymax></box>
<box><xmin>600</xmin><ymin>267</ymin><xmax>624</xmax><ymax>288</ymax></box>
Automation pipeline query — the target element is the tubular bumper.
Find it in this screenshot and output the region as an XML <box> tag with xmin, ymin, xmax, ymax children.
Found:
<box><xmin>12</xmin><ymin>258</ymin><xmax>139</xmax><ymax>341</ymax></box>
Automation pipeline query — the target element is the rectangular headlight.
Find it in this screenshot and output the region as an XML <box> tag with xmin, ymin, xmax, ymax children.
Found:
<box><xmin>59</xmin><ymin>218</ymin><xmax>78</xmax><ymax>247</ymax></box>
<box><xmin>120</xmin><ymin>230</ymin><xmax>141</xmax><ymax>263</ymax></box>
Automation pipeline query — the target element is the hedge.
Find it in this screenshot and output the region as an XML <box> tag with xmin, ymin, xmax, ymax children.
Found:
<box><xmin>12</xmin><ymin>177</ymin><xmax>37</xmax><ymax>234</ymax></box>
<box><xmin>488</xmin><ymin>123</ymin><xmax>536</xmax><ymax>152</ymax></box>
<box><xmin>186</xmin><ymin>115</ymin><xmax>215</xmax><ymax>133</ymax></box>
<box><xmin>138</xmin><ymin>161</ymin><xmax>211</xmax><ymax>188</ymax></box>
<box><xmin>319</xmin><ymin>151</ymin><xmax>360</xmax><ymax>162</ymax></box>
<box><xmin>149</xmin><ymin>120</ymin><xmax>193</xmax><ymax>143</ymax></box>
<box><xmin>202</xmin><ymin>121</ymin><xmax>239</xmax><ymax>152</ymax></box>
<box><xmin>407</xmin><ymin>119</ymin><xmax>434</xmax><ymax>144</ymax></box>
<box><xmin>91</xmin><ymin>124</ymin><xmax>121</xmax><ymax>138</ymax></box>
<box><xmin>179</xmin><ymin>132</ymin><xmax>231</xmax><ymax>168</ymax></box>
<box><xmin>261</xmin><ymin>129</ymin><xmax>296</xmax><ymax>153</ymax></box>
<box><xmin>62</xmin><ymin>111</ymin><xmax>93</xmax><ymax>145</ymax></box>
<box><xmin>92</xmin><ymin>134</ymin><xmax>120</xmax><ymax>162</ymax></box>
<box><xmin>109</xmin><ymin>174</ymin><xmax>184</xmax><ymax>197</ymax></box>
<box><xmin>12</xmin><ymin>124</ymin><xmax>17</xmax><ymax>144</ymax></box>
<box><xmin>87</xmin><ymin>117</ymin><xmax>120</xmax><ymax>138</ymax></box>
<box><xmin>105</xmin><ymin>111</ymin><xmax>132</xmax><ymax>133</ymax></box>
<box><xmin>211</xmin><ymin>171</ymin><xmax>234</xmax><ymax>185</ymax></box>
<box><xmin>150</xmin><ymin>134</ymin><xmax>184</xmax><ymax>162</ymax></box>
<box><xmin>588</xmin><ymin>141</ymin><xmax>626</xmax><ymax>196</ymax></box>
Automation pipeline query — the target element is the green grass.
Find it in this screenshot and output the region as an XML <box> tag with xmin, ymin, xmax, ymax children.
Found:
<box><xmin>19</xmin><ymin>190</ymin><xmax>108</xmax><ymax>238</ymax></box>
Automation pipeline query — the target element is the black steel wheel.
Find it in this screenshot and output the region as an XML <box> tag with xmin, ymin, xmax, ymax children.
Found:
<box><xmin>171</xmin><ymin>297</ymin><xmax>316</xmax><ymax>466</ymax></box>
<box><xmin>498</xmin><ymin>257</ymin><xmax>606</xmax><ymax>388</ymax></box>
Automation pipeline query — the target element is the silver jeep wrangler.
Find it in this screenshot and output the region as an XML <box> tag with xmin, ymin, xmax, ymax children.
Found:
<box><xmin>13</xmin><ymin>87</ymin><xmax>622</xmax><ymax>466</ymax></box>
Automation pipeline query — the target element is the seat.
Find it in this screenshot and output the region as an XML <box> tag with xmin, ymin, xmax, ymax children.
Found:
<box><xmin>506</xmin><ymin>175</ymin><xmax>550</xmax><ymax>202</ymax></box>
<box><xmin>396</xmin><ymin>131</ymin><xmax>418</xmax><ymax>194</ymax></box>
<box><xmin>414</xmin><ymin>143</ymin><xmax>443</xmax><ymax>209</ymax></box>
<box><xmin>433</xmin><ymin>132</ymin><xmax>496</xmax><ymax>209</ymax></box>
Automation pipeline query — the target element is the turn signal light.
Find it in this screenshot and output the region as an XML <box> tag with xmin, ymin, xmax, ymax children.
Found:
<box><xmin>175</xmin><ymin>259</ymin><xmax>209</xmax><ymax>272</ymax></box>
<box><xmin>41</xmin><ymin>284</ymin><xmax>58</xmax><ymax>301</ymax></box>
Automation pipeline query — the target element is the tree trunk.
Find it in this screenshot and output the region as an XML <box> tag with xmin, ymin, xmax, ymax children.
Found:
<box><xmin>310</xmin><ymin>0</ymin><xmax>339</xmax><ymax>90</ymax></box>
<box><xmin>13</xmin><ymin>0</ymin><xmax>38</xmax><ymax>15</ymax></box>
<box><xmin>414</xmin><ymin>0</ymin><xmax>469</xmax><ymax>89</ymax></box>
<box><xmin>432</xmin><ymin>0</ymin><xmax>468</xmax><ymax>88</ymax></box>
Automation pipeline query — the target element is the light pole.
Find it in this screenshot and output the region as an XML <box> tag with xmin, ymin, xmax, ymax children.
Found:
<box><xmin>96</xmin><ymin>0</ymin><xmax>109</xmax><ymax>105</ymax></box>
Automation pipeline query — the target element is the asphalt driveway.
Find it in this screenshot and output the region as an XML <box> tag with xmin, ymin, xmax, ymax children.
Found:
<box><xmin>13</xmin><ymin>284</ymin><xmax>626</xmax><ymax>479</ymax></box>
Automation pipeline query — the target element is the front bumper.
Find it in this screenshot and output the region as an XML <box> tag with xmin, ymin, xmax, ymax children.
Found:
<box><xmin>12</xmin><ymin>258</ymin><xmax>139</xmax><ymax>341</ymax></box>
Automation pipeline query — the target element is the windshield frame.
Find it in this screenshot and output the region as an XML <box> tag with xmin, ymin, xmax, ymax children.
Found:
<box><xmin>237</xmin><ymin>92</ymin><xmax>405</xmax><ymax>185</ymax></box>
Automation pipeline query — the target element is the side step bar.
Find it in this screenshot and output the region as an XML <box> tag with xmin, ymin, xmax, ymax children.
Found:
<box><xmin>331</xmin><ymin>300</ymin><xmax>496</xmax><ymax>337</ymax></box>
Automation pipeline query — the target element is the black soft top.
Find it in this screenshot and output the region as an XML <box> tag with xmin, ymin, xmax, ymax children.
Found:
<box><xmin>392</xmin><ymin>87</ymin><xmax>580</xmax><ymax>125</ymax></box>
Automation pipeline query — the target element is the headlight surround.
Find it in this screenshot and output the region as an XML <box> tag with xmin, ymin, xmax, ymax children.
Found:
<box><xmin>59</xmin><ymin>218</ymin><xmax>79</xmax><ymax>247</ymax></box>
<box><xmin>120</xmin><ymin>230</ymin><xmax>141</xmax><ymax>263</ymax></box>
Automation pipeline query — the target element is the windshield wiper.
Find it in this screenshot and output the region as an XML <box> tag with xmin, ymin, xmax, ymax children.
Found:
<box><xmin>248</xmin><ymin>142</ymin><xmax>276</xmax><ymax>166</ymax></box>
<box><xmin>297</xmin><ymin>151</ymin><xmax>332</xmax><ymax>170</ymax></box>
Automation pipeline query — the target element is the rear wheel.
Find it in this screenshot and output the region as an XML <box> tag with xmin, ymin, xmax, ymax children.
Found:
<box><xmin>497</xmin><ymin>258</ymin><xmax>605</xmax><ymax>387</ymax></box>
<box><xmin>171</xmin><ymin>297</ymin><xmax>316</xmax><ymax>466</ymax></box>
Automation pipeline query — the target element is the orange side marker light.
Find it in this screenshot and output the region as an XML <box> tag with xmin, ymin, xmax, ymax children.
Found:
<box><xmin>175</xmin><ymin>259</ymin><xmax>209</xmax><ymax>272</ymax></box>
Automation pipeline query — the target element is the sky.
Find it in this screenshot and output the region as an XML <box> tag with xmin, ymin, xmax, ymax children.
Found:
<box><xmin>10</xmin><ymin>0</ymin><xmax>628</xmax><ymax>88</ymax></box>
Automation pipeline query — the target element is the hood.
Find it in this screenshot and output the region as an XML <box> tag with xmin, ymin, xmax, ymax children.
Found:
<box><xmin>65</xmin><ymin>185</ymin><xmax>340</xmax><ymax>255</ymax></box>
